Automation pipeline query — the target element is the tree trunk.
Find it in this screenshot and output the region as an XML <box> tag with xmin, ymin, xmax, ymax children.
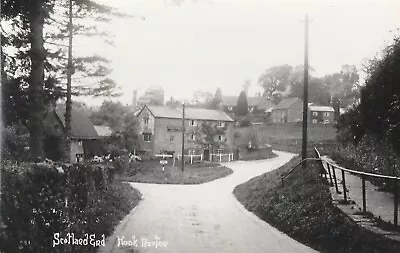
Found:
<box><xmin>64</xmin><ymin>0</ymin><xmax>73</xmax><ymax>162</ymax></box>
<box><xmin>27</xmin><ymin>0</ymin><xmax>46</xmax><ymax>160</ymax></box>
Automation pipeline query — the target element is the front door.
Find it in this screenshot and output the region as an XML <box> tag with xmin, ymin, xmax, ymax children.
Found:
<box><xmin>203</xmin><ymin>149</ymin><xmax>210</xmax><ymax>161</ymax></box>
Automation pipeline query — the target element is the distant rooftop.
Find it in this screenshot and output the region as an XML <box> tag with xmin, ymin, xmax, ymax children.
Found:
<box><xmin>274</xmin><ymin>97</ymin><xmax>302</xmax><ymax>110</ymax></box>
<box><xmin>140</xmin><ymin>105</ymin><xmax>234</xmax><ymax>122</ymax></box>
<box><xmin>309</xmin><ymin>105</ymin><xmax>335</xmax><ymax>112</ymax></box>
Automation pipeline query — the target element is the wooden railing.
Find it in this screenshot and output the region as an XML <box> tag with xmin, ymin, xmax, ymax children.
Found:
<box><xmin>314</xmin><ymin>147</ymin><xmax>400</xmax><ymax>226</ymax></box>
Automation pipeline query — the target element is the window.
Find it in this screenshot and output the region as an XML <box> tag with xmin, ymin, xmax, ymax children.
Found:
<box><xmin>324</xmin><ymin>112</ymin><xmax>330</xmax><ymax>116</ymax></box>
<box><xmin>190</xmin><ymin>120</ymin><xmax>196</xmax><ymax>126</ymax></box>
<box><xmin>144</xmin><ymin>118</ymin><xmax>149</xmax><ymax>124</ymax></box>
<box><xmin>190</xmin><ymin>134</ymin><xmax>196</xmax><ymax>141</ymax></box>
<box><xmin>170</xmin><ymin>135</ymin><xmax>175</xmax><ymax>142</ymax></box>
<box><xmin>143</xmin><ymin>133</ymin><xmax>151</xmax><ymax>142</ymax></box>
<box><xmin>228</xmin><ymin>106</ymin><xmax>233</xmax><ymax>111</ymax></box>
<box><xmin>188</xmin><ymin>149</ymin><xmax>195</xmax><ymax>155</ymax></box>
<box><xmin>312</xmin><ymin>119</ymin><xmax>318</xmax><ymax>124</ymax></box>
<box><xmin>218</xmin><ymin>135</ymin><xmax>223</xmax><ymax>141</ymax></box>
<box><xmin>217</xmin><ymin>149</ymin><xmax>224</xmax><ymax>154</ymax></box>
<box><xmin>78</xmin><ymin>140</ymin><xmax>83</xmax><ymax>146</ymax></box>
<box><xmin>312</xmin><ymin>112</ymin><xmax>318</xmax><ymax>116</ymax></box>
<box><xmin>217</xmin><ymin>121</ymin><xmax>224</xmax><ymax>127</ymax></box>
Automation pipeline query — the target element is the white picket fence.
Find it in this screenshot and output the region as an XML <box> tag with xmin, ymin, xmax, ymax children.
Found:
<box><xmin>210</xmin><ymin>153</ymin><xmax>234</xmax><ymax>162</ymax></box>
<box><xmin>176</xmin><ymin>154</ymin><xmax>203</xmax><ymax>164</ymax></box>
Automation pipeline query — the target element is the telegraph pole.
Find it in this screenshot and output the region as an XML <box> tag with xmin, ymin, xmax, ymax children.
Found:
<box><xmin>181</xmin><ymin>103</ymin><xmax>185</xmax><ymax>172</ymax></box>
<box><xmin>301</xmin><ymin>14</ymin><xmax>310</xmax><ymax>167</ymax></box>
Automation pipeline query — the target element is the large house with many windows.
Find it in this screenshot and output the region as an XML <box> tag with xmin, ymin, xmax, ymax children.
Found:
<box><xmin>136</xmin><ymin>105</ymin><xmax>235</xmax><ymax>159</ymax></box>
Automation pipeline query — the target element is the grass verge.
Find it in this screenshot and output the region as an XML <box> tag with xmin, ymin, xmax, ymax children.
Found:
<box><xmin>233</xmin><ymin>156</ymin><xmax>400</xmax><ymax>253</ymax></box>
<box><xmin>118</xmin><ymin>161</ymin><xmax>233</xmax><ymax>184</ymax></box>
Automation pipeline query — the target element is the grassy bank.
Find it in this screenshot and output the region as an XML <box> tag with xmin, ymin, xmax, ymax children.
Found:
<box><xmin>118</xmin><ymin>161</ymin><xmax>233</xmax><ymax>184</ymax></box>
<box><xmin>233</xmin><ymin>157</ymin><xmax>400</xmax><ymax>253</ymax></box>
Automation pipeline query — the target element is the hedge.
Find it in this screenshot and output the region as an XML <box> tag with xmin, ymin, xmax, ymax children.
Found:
<box><xmin>0</xmin><ymin>161</ymin><xmax>138</xmax><ymax>253</ymax></box>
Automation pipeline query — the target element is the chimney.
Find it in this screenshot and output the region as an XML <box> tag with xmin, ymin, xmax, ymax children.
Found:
<box><xmin>132</xmin><ymin>90</ymin><xmax>138</xmax><ymax>109</ymax></box>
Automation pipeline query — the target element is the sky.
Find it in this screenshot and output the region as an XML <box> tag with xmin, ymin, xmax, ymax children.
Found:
<box><xmin>75</xmin><ymin>0</ymin><xmax>400</xmax><ymax>106</ymax></box>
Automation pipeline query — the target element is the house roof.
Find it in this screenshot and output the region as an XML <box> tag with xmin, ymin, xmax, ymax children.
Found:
<box><xmin>55</xmin><ymin>105</ymin><xmax>99</xmax><ymax>139</ymax></box>
<box><xmin>274</xmin><ymin>97</ymin><xmax>302</xmax><ymax>110</ymax></box>
<box><xmin>142</xmin><ymin>105</ymin><xmax>234</xmax><ymax>122</ymax></box>
<box><xmin>257</xmin><ymin>97</ymin><xmax>275</xmax><ymax>111</ymax></box>
<box><xmin>309</xmin><ymin>105</ymin><xmax>335</xmax><ymax>112</ymax></box>
<box><xmin>94</xmin><ymin>125</ymin><xmax>112</xmax><ymax>137</ymax></box>
<box><xmin>221</xmin><ymin>95</ymin><xmax>273</xmax><ymax>108</ymax></box>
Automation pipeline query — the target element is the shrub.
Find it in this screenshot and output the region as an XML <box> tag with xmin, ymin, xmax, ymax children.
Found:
<box><xmin>2</xmin><ymin>123</ymin><xmax>30</xmax><ymax>161</ymax></box>
<box><xmin>0</xmin><ymin>162</ymin><xmax>139</xmax><ymax>253</ymax></box>
<box><xmin>239</xmin><ymin>117</ymin><xmax>251</xmax><ymax>127</ymax></box>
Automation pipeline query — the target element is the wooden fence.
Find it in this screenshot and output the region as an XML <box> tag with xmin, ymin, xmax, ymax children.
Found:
<box><xmin>314</xmin><ymin>147</ymin><xmax>400</xmax><ymax>226</ymax></box>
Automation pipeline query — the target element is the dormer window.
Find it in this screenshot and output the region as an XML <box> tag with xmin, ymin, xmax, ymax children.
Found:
<box><xmin>217</xmin><ymin>121</ymin><xmax>224</xmax><ymax>127</ymax></box>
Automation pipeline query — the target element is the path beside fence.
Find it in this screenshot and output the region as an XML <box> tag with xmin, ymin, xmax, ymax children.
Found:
<box><xmin>321</xmin><ymin>156</ymin><xmax>400</xmax><ymax>224</ymax></box>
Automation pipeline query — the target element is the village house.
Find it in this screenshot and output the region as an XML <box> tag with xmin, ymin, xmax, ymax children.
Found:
<box><xmin>308</xmin><ymin>105</ymin><xmax>335</xmax><ymax>124</ymax></box>
<box><xmin>271</xmin><ymin>97</ymin><xmax>303</xmax><ymax>123</ymax></box>
<box><xmin>136</xmin><ymin>105</ymin><xmax>235</xmax><ymax>160</ymax></box>
<box><xmin>45</xmin><ymin>104</ymin><xmax>100</xmax><ymax>163</ymax></box>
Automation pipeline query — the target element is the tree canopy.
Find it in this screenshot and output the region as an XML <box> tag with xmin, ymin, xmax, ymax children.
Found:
<box><xmin>1</xmin><ymin>0</ymin><xmax>127</xmax><ymax>159</ymax></box>
<box><xmin>258</xmin><ymin>64</ymin><xmax>360</xmax><ymax>107</ymax></box>
<box><xmin>336</xmin><ymin>32</ymin><xmax>400</xmax><ymax>150</ymax></box>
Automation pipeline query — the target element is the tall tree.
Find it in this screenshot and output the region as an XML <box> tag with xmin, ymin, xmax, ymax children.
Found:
<box><xmin>1</xmin><ymin>0</ymin><xmax>126</xmax><ymax>159</ymax></box>
<box><xmin>323</xmin><ymin>65</ymin><xmax>361</xmax><ymax>108</ymax></box>
<box><xmin>235</xmin><ymin>91</ymin><xmax>248</xmax><ymax>116</ymax></box>
<box><xmin>258</xmin><ymin>64</ymin><xmax>293</xmax><ymax>100</ymax></box>
<box><xmin>208</xmin><ymin>88</ymin><xmax>222</xmax><ymax>109</ymax></box>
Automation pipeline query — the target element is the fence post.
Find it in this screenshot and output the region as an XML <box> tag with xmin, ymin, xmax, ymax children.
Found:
<box><xmin>190</xmin><ymin>155</ymin><xmax>193</xmax><ymax>164</ymax></box>
<box><xmin>331</xmin><ymin>164</ymin><xmax>340</xmax><ymax>193</ymax></box>
<box><xmin>219</xmin><ymin>154</ymin><xmax>222</xmax><ymax>163</ymax></box>
<box><xmin>326</xmin><ymin>161</ymin><xmax>334</xmax><ymax>185</ymax></box>
<box><xmin>201</xmin><ymin>154</ymin><xmax>203</xmax><ymax>161</ymax></box>
<box><xmin>362</xmin><ymin>175</ymin><xmax>367</xmax><ymax>213</ymax></box>
<box><xmin>342</xmin><ymin>169</ymin><xmax>347</xmax><ymax>202</ymax></box>
<box><xmin>394</xmin><ymin>179</ymin><xmax>398</xmax><ymax>226</ymax></box>
<box><xmin>210</xmin><ymin>154</ymin><xmax>212</xmax><ymax>162</ymax></box>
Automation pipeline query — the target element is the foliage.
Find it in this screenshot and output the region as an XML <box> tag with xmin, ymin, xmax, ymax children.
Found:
<box><xmin>238</xmin><ymin>116</ymin><xmax>251</xmax><ymax>127</ymax></box>
<box><xmin>258</xmin><ymin>64</ymin><xmax>360</xmax><ymax>107</ymax></box>
<box><xmin>235</xmin><ymin>91</ymin><xmax>248</xmax><ymax>116</ymax></box>
<box><xmin>207</xmin><ymin>88</ymin><xmax>223</xmax><ymax>109</ymax></box>
<box><xmin>327</xmin><ymin>136</ymin><xmax>399</xmax><ymax>190</ymax></box>
<box><xmin>90</xmin><ymin>100</ymin><xmax>141</xmax><ymax>155</ymax></box>
<box><xmin>165</xmin><ymin>97</ymin><xmax>181</xmax><ymax>107</ymax></box>
<box><xmin>90</xmin><ymin>100</ymin><xmax>129</xmax><ymax>129</ymax></box>
<box><xmin>193</xmin><ymin>121</ymin><xmax>228</xmax><ymax>152</ymax></box>
<box><xmin>336</xmin><ymin>32</ymin><xmax>400</xmax><ymax>151</ymax></box>
<box><xmin>1</xmin><ymin>122</ymin><xmax>30</xmax><ymax>161</ymax></box>
<box><xmin>1</xmin><ymin>0</ymin><xmax>125</xmax><ymax>158</ymax></box>
<box><xmin>0</xmin><ymin>162</ymin><xmax>140</xmax><ymax>253</ymax></box>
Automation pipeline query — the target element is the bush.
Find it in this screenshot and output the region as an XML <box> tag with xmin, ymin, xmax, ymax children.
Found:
<box><xmin>238</xmin><ymin>117</ymin><xmax>251</xmax><ymax>127</ymax></box>
<box><xmin>2</xmin><ymin>123</ymin><xmax>30</xmax><ymax>161</ymax></box>
<box><xmin>0</xmin><ymin>162</ymin><xmax>139</xmax><ymax>253</ymax></box>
